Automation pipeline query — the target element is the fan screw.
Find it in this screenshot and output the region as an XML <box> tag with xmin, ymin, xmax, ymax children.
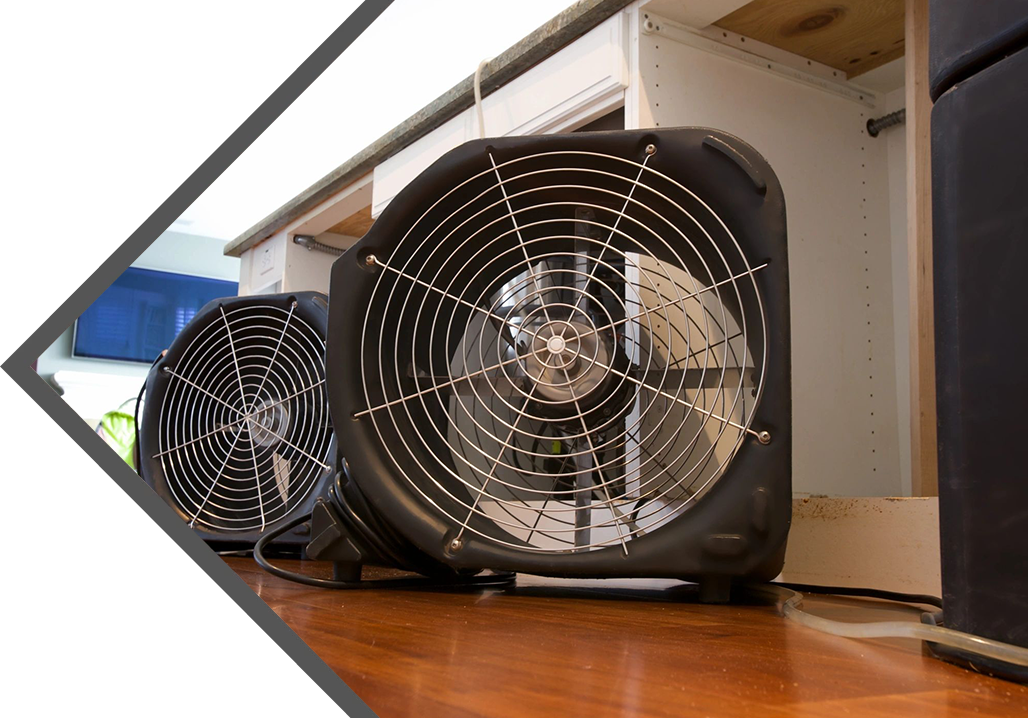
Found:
<box><xmin>364</xmin><ymin>254</ymin><xmax>377</xmax><ymax>267</ymax></box>
<box><xmin>449</xmin><ymin>537</ymin><xmax>464</xmax><ymax>552</ymax></box>
<box><xmin>757</xmin><ymin>430</ymin><xmax>772</xmax><ymax>445</ymax></box>
<box><xmin>645</xmin><ymin>143</ymin><xmax>657</xmax><ymax>155</ymax></box>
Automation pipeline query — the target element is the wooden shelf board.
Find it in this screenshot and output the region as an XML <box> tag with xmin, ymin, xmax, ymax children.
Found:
<box><xmin>713</xmin><ymin>0</ymin><xmax>905</xmax><ymax>78</ymax></box>
<box><xmin>326</xmin><ymin>205</ymin><xmax>375</xmax><ymax>239</ymax></box>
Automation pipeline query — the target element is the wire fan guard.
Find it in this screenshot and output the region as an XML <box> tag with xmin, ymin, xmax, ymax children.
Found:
<box><xmin>154</xmin><ymin>300</ymin><xmax>333</xmax><ymax>533</ymax></box>
<box><xmin>352</xmin><ymin>141</ymin><xmax>770</xmax><ymax>556</ymax></box>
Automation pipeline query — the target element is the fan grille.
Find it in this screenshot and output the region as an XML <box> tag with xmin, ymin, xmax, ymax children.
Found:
<box><xmin>155</xmin><ymin>302</ymin><xmax>332</xmax><ymax>533</ymax></box>
<box><xmin>356</xmin><ymin>148</ymin><xmax>767</xmax><ymax>554</ymax></box>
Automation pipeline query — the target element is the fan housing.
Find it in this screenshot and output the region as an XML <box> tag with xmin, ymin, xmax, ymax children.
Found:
<box><xmin>327</xmin><ymin>128</ymin><xmax>790</xmax><ymax>595</ymax></box>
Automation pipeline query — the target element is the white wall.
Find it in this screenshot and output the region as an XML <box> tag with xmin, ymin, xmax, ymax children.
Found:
<box><xmin>36</xmin><ymin>230</ymin><xmax>239</xmax><ymax>423</ymax></box>
<box><xmin>853</xmin><ymin>59</ymin><xmax>911</xmax><ymax>496</ymax></box>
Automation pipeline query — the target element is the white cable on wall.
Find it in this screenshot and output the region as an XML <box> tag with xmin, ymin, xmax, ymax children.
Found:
<box><xmin>474</xmin><ymin>57</ymin><xmax>492</xmax><ymax>139</ymax></box>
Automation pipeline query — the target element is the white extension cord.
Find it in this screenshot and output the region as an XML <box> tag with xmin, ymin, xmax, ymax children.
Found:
<box><xmin>763</xmin><ymin>585</ymin><xmax>1028</xmax><ymax>668</ymax></box>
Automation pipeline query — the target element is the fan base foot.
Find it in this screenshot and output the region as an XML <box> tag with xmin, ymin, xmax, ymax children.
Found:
<box><xmin>332</xmin><ymin>561</ymin><xmax>363</xmax><ymax>582</ymax></box>
<box><xmin>698</xmin><ymin>576</ymin><xmax>733</xmax><ymax>604</ymax></box>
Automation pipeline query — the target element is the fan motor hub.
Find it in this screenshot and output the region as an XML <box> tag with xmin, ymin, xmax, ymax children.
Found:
<box><xmin>247</xmin><ymin>395</ymin><xmax>290</xmax><ymax>448</ymax></box>
<box><xmin>518</xmin><ymin>318</ymin><xmax>614</xmax><ymax>408</ymax></box>
<box><xmin>546</xmin><ymin>334</ymin><xmax>568</xmax><ymax>354</ymax></box>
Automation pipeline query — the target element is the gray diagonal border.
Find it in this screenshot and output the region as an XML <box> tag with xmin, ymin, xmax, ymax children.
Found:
<box><xmin>7</xmin><ymin>0</ymin><xmax>393</xmax><ymax>371</ymax></box>
<box><xmin>2</xmin><ymin>2</ymin><xmax>392</xmax><ymax>711</ymax></box>
<box><xmin>3</xmin><ymin>360</ymin><xmax>378</xmax><ymax>711</ymax></box>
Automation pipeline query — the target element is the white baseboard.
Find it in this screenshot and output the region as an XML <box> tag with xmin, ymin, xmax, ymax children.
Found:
<box><xmin>781</xmin><ymin>497</ymin><xmax>941</xmax><ymax>596</ymax></box>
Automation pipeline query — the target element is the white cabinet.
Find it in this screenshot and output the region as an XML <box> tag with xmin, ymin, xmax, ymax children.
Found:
<box><xmin>239</xmin><ymin>1</ymin><xmax>912</xmax><ymax>499</ymax></box>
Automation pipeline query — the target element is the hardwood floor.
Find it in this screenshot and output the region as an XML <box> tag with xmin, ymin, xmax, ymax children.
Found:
<box><xmin>227</xmin><ymin>558</ymin><xmax>1028</xmax><ymax>717</ymax></box>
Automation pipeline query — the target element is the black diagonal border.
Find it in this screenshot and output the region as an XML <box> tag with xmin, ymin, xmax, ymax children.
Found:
<box><xmin>4</xmin><ymin>2</ymin><xmax>392</xmax><ymax>711</ymax></box>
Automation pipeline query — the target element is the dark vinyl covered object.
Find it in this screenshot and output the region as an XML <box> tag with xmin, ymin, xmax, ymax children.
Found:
<box><xmin>931</xmin><ymin>1</ymin><xmax>1028</xmax><ymax>680</ymax></box>
<box><xmin>928</xmin><ymin>0</ymin><xmax>1028</xmax><ymax>100</ymax></box>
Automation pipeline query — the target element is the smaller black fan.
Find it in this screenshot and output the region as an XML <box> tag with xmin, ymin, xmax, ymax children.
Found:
<box><xmin>138</xmin><ymin>292</ymin><xmax>335</xmax><ymax>549</ymax></box>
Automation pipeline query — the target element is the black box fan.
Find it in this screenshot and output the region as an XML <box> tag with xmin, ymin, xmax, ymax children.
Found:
<box><xmin>138</xmin><ymin>292</ymin><xmax>337</xmax><ymax>550</ymax></box>
<box><xmin>321</xmin><ymin>128</ymin><xmax>792</xmax><ymax>601</ymax></box>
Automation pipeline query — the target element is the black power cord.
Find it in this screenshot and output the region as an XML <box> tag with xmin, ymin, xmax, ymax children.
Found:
<box><xmin>331</xmin><ymin>479</ymin><xmax>435</xmax><ymax>573</ymax></box>
<box><xmin>132</xmin><ymin>351</ymin><xmax>165</xmax><ymax>475</ymax></box>
<box><xmin>253</xmin><ymin>512</ymin><xmax>517</xmax><ymax>591</ymax></box>
<box><xmin>771</xmin><ymin>581</ymin><xmax>942</xmax><ymax>610</ymax></box>
<box><xmin>132</xmin><ymin>377</ymin><xmax>147</xmax><ymax>473</ymax></box>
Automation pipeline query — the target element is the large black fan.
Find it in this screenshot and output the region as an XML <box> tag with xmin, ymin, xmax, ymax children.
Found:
<box><xmin>323</xmin><ymin>127</ymin><xmax>791</xmax><ymax>601</ymax></box>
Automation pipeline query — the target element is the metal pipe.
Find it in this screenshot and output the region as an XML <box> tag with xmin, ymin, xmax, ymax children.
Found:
<box><xmin>866</xmin><ymin>108</ymin><xmax>906</xmax><ymax>137</ymax></box>
<box><xmin>293</xmin><ymin>234</ymin><xmax>344</xmax><ymax>256</ymax></box>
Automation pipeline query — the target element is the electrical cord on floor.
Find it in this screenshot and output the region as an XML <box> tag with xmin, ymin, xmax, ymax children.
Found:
<box><xmin>253</xmin><ymin>513</ymin><xmax>517</xmax><ymax>591</ymax></box>
<box><xmin>770</xmin><ymin>581</ymin><xmax>942</xmax><ymax>609</ymax></box>
<box><xmin>759</xmin><ymin>583</ymin><xmax>1028</xmax><ymax>669</ymax></box>
<box><xmin>333</xmin><ymin>482</ymin><xmax>431</xmax><ymax>573</ymax></box>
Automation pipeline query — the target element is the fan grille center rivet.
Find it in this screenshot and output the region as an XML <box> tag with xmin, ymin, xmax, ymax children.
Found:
<box><xmin>547</xmin><ymin>335</ymin><xmax>567</xmax><ymax>354</ymax></box>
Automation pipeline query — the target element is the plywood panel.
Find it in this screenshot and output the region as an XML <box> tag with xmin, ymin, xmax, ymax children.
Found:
<box><xmin>904</xmin><ymin>0</ymin><xmax>937</xmax><ymax>497</ymax></box>
<box><xmin>715</xmin><ymin>0</ymin><xmax>905</xmax><ymax>78</ymax></box>
<box><xmin>326</xmin><ymin>205</ymin><xmax>375</xmax><ymax>238</ymax></box>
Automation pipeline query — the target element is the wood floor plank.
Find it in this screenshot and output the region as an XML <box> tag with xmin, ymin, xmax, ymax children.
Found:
<box><xmin>227</xmin><ymin>558</ymin><xmax>1028</xmax><ymax>717</ymax></box>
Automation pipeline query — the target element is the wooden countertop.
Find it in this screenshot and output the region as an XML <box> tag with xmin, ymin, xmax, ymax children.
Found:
<box><xmin>227</xmin><ymin>558</ymin><xmax>1028</xmax><ymax>717</ymax></box>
